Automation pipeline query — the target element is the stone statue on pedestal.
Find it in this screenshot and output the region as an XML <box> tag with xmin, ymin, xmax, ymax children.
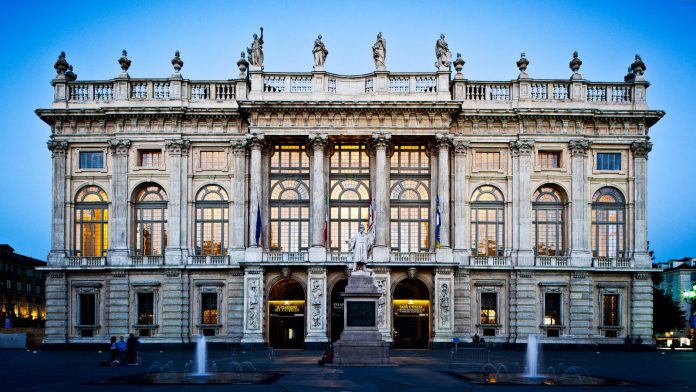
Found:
<box><xmin>372</xmin><ymin>32</ymin><xmax>386</xmax><ymax>70</ymax></box>
<box><xmin>435</xmin><ymin>33</ymin><xmax>451</xmax><ymax>70</ymax></box>
<box><xmin>346</xmin><ymin>224</ymin><xmax>375</xmax><ymax>273</ymax></box>
<box><xmin>312</xmin><ymin>34</ymin><xmax>328</xmax><ymax>69</ymax></box>
<box><xmin>247</xmin><ymin>27</ymin><xmax>264</xmax><ymax>69</ymax></box>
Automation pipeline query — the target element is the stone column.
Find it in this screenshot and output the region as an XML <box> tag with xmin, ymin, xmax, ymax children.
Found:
<box><xmin>47</xmin><ymin>139</ymin><xmax>69</xmax><ymax>266</ymax></box>
<box><xmin>631</xmin><ymin>140</ymin><xmax>652</xmax><ymax>268</ymax></box>
<box><xmin>241</xmin><ymin>266</ymin><xmax>265</xmax><ymax>345</ymax></box>
<box><xmin>246</xmin><ymin>135</ymin><xmax>264</xmax><ymax>262</ymax></box>
<box><xmin>510</xmin><ymin>139</ymin><xmax>535</xmax><ymax>266</ymax></box>
<box><xmin>452</xmin><ymin>138</ymin><xmax>470</xmax><ymax>265</ymax></box>
<box><xmin>107</xmin><ymin>139</ymin><xmax>131</xmax><ymax>266</ymax></box>
<box><xmin>308</xmin><ymin>134</ymin><xmax>329</xmax><ymax>262</ymax></box>
<box><xmin>435</xmin><ymin>134</ymin><xmax>453</xmax><ymax>262</ymax></box>
<box><xmin>229</xmin><ymin>140</ymin><xmax>247</xmax><ymax>264</ymax></box>
<box><xmin>370</xmin><ymin>133</ymin><xmax>392</xmax><ymax>261</ymax></box>
<box><xmin>433</xmin><ymin>268</ymin><xmax>455</xmax><ymax>346</ymax></box>
<box><xmin>306</xmin><ymin>267</ymin><xmax>329</xmax><ymax>345</ymax></box>
<box><xmin>164</xmin><ymin>139</ymin><xmax>190</xmax><ymax>265</ymax></box>
<box><xmin>568</xmin><ymin>139</ymin><xmax>593</xmax><ymax>266</ymax></box>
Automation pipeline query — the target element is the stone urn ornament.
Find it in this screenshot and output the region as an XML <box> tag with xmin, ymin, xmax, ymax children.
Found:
<box><xmin>237</xmin><ymin>51</ymin><xmax>249</xmax><ymax>78</ymax></box>
<box><xmin>65</xmin><ymin>65</ymin><xmax>77</xmax><ymax>82</ymax></box>
<box><xmin>54</xmin><ymin>51</ymin><xmax>69</xmax><ymax>76</ymax></box>
<box><xmin>171</xmin><ymin>50</ymin><xmax>184</xmax><ymax>75</ymax></box>
<box><xmin>516</xmin><ymin>51</ymin><xmax>529</xmax><ymax>78</ymax></box>
<box><xmin>453</xmin><ymin>52</ymin><xmax>465</xmax><ymax>78</ymax></box>
<box><xmin>118</xmin><ymin>50</ymin><xmax>131</xmax><ymax>76</ymax></box>
<box><xmin>631</xmin><ymin>54</ymin><xmax>646</xmax><ymax>76</ymax></box>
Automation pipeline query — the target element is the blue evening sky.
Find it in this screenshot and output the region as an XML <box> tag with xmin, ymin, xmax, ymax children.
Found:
<box><xmin>0</xmin><ymin>0</ymin><xmax>694</xmax><ymax>261</ymax></box>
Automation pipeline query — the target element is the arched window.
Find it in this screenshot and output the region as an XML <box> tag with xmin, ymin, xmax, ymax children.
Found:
<box><xmin>270</xmin><ymin>179</ymin><xmax>309</xmax><ymax>252</ymax></box>
<box><xmin>532</xmin><ymin>185</ymin><xmax>565</xmax><ymax>256</ymax></box>
<box><xmin>195</xmin><ymin>185</ymin><xmax>229</xmax><ymax>255</ymax></box>
<box><xmin>592</xmin><ymin>187</ymin><xmax>625</xmax><ymax>257</ymax></box>
<box><xmin>470</xmin><ymin>185</ymin><xmax>504</xmax><ymax>256</ymax></box>
<box><xmin>133</xmin><ymin>184</ymin><xmax>167</xmax><ymax>256</ymax></box>
<box><xmin>74</xmin><ymin>185</ymin><xmax>108</xmax><ymax>257</ymax></box>
<box><xmin>390</xmin><ymin>145</ymin><xmax>430</xmax><ymax>252</ymax></box>
<box><xmin>330</xmin><ymin>144</ymin><xmax>370</xmax><ymax>252</ymax></box>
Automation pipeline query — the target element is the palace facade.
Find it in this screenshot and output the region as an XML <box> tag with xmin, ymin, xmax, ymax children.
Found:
<box><xmin>37</xmin><ymin>41</ymin><xmax>663</xmax><ymax>347</ymax></box>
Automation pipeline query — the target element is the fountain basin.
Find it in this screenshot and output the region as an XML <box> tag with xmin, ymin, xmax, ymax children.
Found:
<box><xmin>448</xmin><ymin>372</ymin><xmax>638</xmax><ymax>386</ymax></box>
<box><xmin>100</xmin><ymin>371</ymin><xmax>285</xmax><ymax>385</ymax></box>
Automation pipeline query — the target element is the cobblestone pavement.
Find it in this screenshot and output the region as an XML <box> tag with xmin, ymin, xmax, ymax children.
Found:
<box><xmin>1</xmin><ymin>347</ymin><xmax>692</xmax><ymax>391</ymax></box>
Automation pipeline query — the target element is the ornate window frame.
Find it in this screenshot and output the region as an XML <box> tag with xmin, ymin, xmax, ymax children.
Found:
<box><xmin>474</xmin><ymin>280</ymin><xmax>505</xmax><ymax>336</ymax></box>
<box><xmin>130</xmin><ymin>282</ymin><xmax>160</xmax><ymax>336</ymax></box>
<box><xmin>538</xmin><ymin>282</ymin><xmax>568</xmax><ymax>336</ymax></box>
<box><xmin>72</xmin><ymin>281</ymin><xmax>102</xmax><ymax>337</ymax></box>
<box><xmin>592</xmin><ymin>149</ymin><xmax>626</xmax><ymax>175</ymax></box>
<box><xmin>194</xmin><ymin>147</ymin><xmax>229</xmax><ymax>172</ymax></box>
<box><xmin>597</xmin><ymin>283</ymin><xmax>626</xmax><ymax>337</ymax></box>
<box><xmin>74</xmin><ymin>147</ymin><xmax>108</xmax><ymax>173</ymax></box>
<box><xmin>194</xmin><ymin>281</ymin><xmax>224</xmax><ymax>336</ymax></box>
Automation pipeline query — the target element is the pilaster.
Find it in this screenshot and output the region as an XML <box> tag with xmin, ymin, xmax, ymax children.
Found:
<box><xmin>105</xmin><ymin>270</ymin><xmax>129</xmax><ymax>336</ymax></box>
<box><xmin>43</xmin><ymin>271</ymin><xmax>68</xmax><ymax>344</ymax></box>
<box><xmin>452</xmin><ymin>138</ymin><xmax>470</xmax><ymax>265</ymax></box>
<box><xmin>433</xmin><ymin>267</ymin><xmax>455</xmax><ymax>343</ymax></box>
<box><xmin>226</xmin><ymin>269</ymin><xmax>245</xmax><ymax>342</ymax></box>
<box><xmin>631</xmin><ymin>140</ymin><xmax>652</xmax><ymax>267</ymax></box>
<box><xmin>229</xmin><ymin>140</ymin><xmax>247</xmax><ymax>264</ymax></box>
<box><xmin>47</xmin><ymin>139</ymin><xmax>69</xmax><ymax>266</ymax></box>
<box><xmin>435</xmin><ymin>133</ymin><xmax>453</xmax><ymax>262</ymax></box>
<box><xmin>241</xmin><ymin>266</ymin><xmax>265</xmax><ymax>344</ymax></box>
<box><xmin>369</xmin><ymin>132</ymin><xmax>392</xmax><ymax>261</ymax></box>
<box><xmin>569</xmin><ymin>270</ymin><xmax>593</xmax><ymax>337</ymax></box>
<box><xmin>306</xmin><ymin>267</ymin><xmax>329</xmax><ymax>343</ymax></box>
<box><xmin>308</xmin><ymin>134</ymin><xmax>329</xmax><ymax>262</ymax></box>
<box><xmin>373</xmin><ymin>267</ymin><xmax>392</xmax><ymax>341</ymax></box>
<box><xmin>164</xmin><ymin>139</ymin><xmax>191</xmax><ymax>265</ymax></box>
<box><xmin>107</xmin><ymin>138</ymin><xmax>131</xmax><ymax>266</ymax></box>
<box><xmin>160</xmin><ymin>269</ymin><xmax>189</xmax><ymax>340</ymax></box>
<box><xmin>453</xmin><ymin>269</ymin><xmax>472</xmax><ymax>339</ymax></box>
<box><xmin>247</xmin><ymin>134</ymin><xmax>264</xmax><ymax>249</ymax></box>
<box><xmin>631</xmin><ymin>272</ymin><xmax>654</xmax><ymax>343</ymax></box>
<box><xmin>568</xmin><ymin>139</ymin><xmax>593</xmax><ymax>266</ymax></box>
<box><xmin>510</xmin><ymin>139</ymin><xmax>534</xmax><ymax>266</ymax></box>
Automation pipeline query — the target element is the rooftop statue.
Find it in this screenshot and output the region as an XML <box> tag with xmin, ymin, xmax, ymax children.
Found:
<box><xmin>247</xmin><ymin>27</ymin><xmax>264</xmax><ymax>69</ymax></box>
<box><xmin>313</xmin><ymin>34</ymin><xmax>328</xmax><ymax>69</ymax></box>
<box><xmin>435</xmin><ymin>33</ymin><xmax>451</xmax><ymax>70</ymax></box>
<box><xmin>373</xmin><ymin>32</ymin><xmax>386</xmax><ymax>70</ymax></box>
<box><xmin>346</xmin><ymin>224</ymin><xmax>375</xmax><ymax>274</ymax></box>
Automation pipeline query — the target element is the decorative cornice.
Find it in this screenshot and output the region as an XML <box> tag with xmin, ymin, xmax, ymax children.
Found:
<box><xmin>47</xmin><ymin>139</ymin><xmax>69</xmax><ymax>157</ymax></box>
<box><xmin>568</xmin><ymin>139</ymin><xmax>593</xmax><ymax>156</ymax></box>
<box><xmin>509</xmin><ymin>139</ymin><xmax>534</xmax><ymax>156</ymax></box>
<box><xmin>631</xmin><ymin>140</ymin><xmax>652</xmax><ymax>159</ymax></box>
<box><xmin>452</xmin><ymin>138</ymin><xmax>470</xmax><ymax>156</ymax></box>
<box><xmin>108</xmin><ymin>138</ymin><xmax>131</xmax><ymax>156</ymax></box>
<box><xmin>165</xmin><ymin>139</ymin><xmax>191</xmax><ymax>155</ymax></box>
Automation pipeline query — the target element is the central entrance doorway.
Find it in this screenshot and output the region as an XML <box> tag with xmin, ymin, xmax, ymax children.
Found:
<box><xmin>268</xmin><ymin>279</ymin><xmax>305</xmax><ymax>349</ymax></box>
<box><xmin>392</xmin><ymin>279</ymin><xmax>430</xmax><ymax>349</ymax></box>
<box><xmin>330</xmin><ymin>279</ymin><xmax>348</xmax><ymax>342</ymax></box>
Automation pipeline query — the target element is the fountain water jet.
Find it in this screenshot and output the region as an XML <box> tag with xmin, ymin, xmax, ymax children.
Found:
<box><xmin>525</xmin><ymin>334</ymin><xmax>543</xmax><ymax>378</ymax></box>
<box><xmin>193</xmin><ymin>335</ymin><xmax>208</xmax><ymax>376</ymax></box>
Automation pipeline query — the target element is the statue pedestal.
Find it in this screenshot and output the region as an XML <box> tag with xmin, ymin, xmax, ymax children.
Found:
<box><xmin>333</xmin><ymin>271</ymin><xmax>391</xmax><ymax>365</ymax></box>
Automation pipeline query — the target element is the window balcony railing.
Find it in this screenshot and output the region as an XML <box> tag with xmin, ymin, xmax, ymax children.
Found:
<box><xmin>592</xmin><ymin>257</ymin><xmax>633</xmax><ymax>268</ymax></box>
<box><xmin>64</xmin><ymin>256</ymin><xmax>106</xmax><ymax>268</ymax></box>
<box><xmin>129</xmin><ymin>256</ymin><xmax>164</xmax><ymax>266</ymax></box>
<box><xmin>262</xmin><ymin>251</ymin><xmax>308</xmax><ymax>262</ymax></box>
<box><xmin>535</xmin><ymin>256</ymin><xmax>570</xmax><ymax>267</ymax></box>
<box><xmin>328</xmin><ymin>252</ymin><xmax>353</xmax><ymax>262</ymax></box>
<box><xmin>188</xmin><ymin>255</ymin><xmax>229</xmax><ymax>265</ymax></box>
<box><xmin>471</xmin><ymin>256</ymin><xmax>511</xmax><ymax>266</ymax></box>
<box><xmin>390</xmin><ymin>252</ymin><xmax>436</xmax><ymax>262</ymax></box>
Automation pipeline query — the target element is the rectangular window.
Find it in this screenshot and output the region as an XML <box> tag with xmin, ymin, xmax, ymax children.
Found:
<box><xmin>26</xmin><ymin>283</ymin><xmax>32</xmax><ymax>293</ymax></box>
<box><xmin>596</xmin><ymin>153</ymin><xmax>621</xmax><ymax>171</ymax></box>
<box><xmin>6</xmin><ymin>280</ymin><xmax>11</xmax><ymax>292</ymax></box>
<box><xmin>480</xmin><ymin>292</ymin><xmax>497</xmax><ymax>324</ymax></box>
<box><xmin>539</xmin><ymin>151</ymin><xmax>561</xmax><ymax>169</ymax></box>
<box><xmin>137</xmin><ymin>292</ymin><xmax>155</xmax><ymax>325</ymax></box>
<box><xmin>544</xmin><ymin>292</ymin><xmax>561</xmax><ymax>325</ymax></box>
<box><xmin>78</xmin><ymin>293</ymin><xmax>96</xmax><ymax>325</ymax></box>
<box><xmin>602</xmin><ymin>294</ymin><xmax>620</xmax><ymax>327</ymax></box>
<box><xmin>16</xmin><ymin>282</ymin><xmax>21</xmax><ymax>291</ymax></box>
<box><xmin>138</xmin><ymin>150</ymin><xmax>163</xmax><ymax>167</ymax></box>
<box><xmin>79</xmin><ymin>151</ymin><xmax>104</xmax><ymax>169</ymax></box>
<box><xmin>200</xmin><ymin>151</ymin><xmax>226</xmax><ymax>169</ymax></box>
<box><xmin>201</xmin><ymin>292</ymin><xmax>218</xmax><ymax>325</ymax></box>
<box><xmin>475</xmin><ymin>152</ymin><xmax>500</xmax><ymax>171</ymax></box>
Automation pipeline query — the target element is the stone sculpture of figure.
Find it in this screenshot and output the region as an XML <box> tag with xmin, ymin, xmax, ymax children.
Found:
<box><xmin>313</xmin><ymin>34</ymin><xmax>328</xmax><ymax>68</ymax></box>
<box><xmin>435</xmin><ymin>33</ymin><xmax>451</xmax><ymax>69</ymax></box>
<box><xmin>247</xmin><ymin>27</ymin><xmax>264</xmax><ymax>68</ymax></box>
<box><xmin>346</xmin><ymin>224</ymin><xmax>375</xmax><ymax>272</ymax></box>
<box><xmin>247</xmin><ymin>279</ymin><xmax>259</xmax><ymax>329</ymax></box>
<box><xmin>372</xmin><ymin>32</ymin><xmax>387</xmax><ymax>70</ymax></box>
<box><xmin>439</xmin><ymin>282</ymin><xmax>450</xmax><ymax>326</ymax></box>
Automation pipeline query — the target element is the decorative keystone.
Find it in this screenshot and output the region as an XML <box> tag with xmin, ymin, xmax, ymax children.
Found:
<box><xmin>453</xmin><ymin>52</ymin><xmax>465</xmax><ymax>77</ymax></box>
<box><xmin>171</xmin><ymin>50</ymin><xmax>184</xmax><ymax>75</ymax></box>
<box><xmin>65</xmin><ymin>65</ymin><xmax>77</xmax><ymax>82</ymax></box>
<box><xmin>631</xmin><ymin>54</ymin><xmax>646</xmax><ymax>76</ymax></box>
<box><xmin>54</xmin><ymin>51</ymin><xmax>69</xmax><ymax>77</ymax></box>
<box><xmin>118</xmin><ymin>50</ymin><xmax>131</xmax><ymax>74</ymax></box>
<box><xmin>237</xmin><ymin>51</ymin><xmax>249</xmax><ymax>79</ymax></box>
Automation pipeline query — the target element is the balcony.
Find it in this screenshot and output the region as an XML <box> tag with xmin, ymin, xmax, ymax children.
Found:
<box><xmin>327</xmin><ymin>252</ymin><xmax>353</xmax><ymax>262</ymax></box>
<box><xmin>592</xmin><ymin>257</ymin><xmax>633</xmax><ymax>269</ymax></box>
<box><xmin>188</xmin><ymin>255</ymin><xmax>229</xmax><ymax>265</ymax></box>
<box><xmin>470</xmin><ymin>256</ymin><xmax>511</xmax><ymax>267</ymax></box>
<box><xmin>535</xmin><ymin>256</ymin><xmax>570</xmax><ymax>267</ymax></box>
<box><xmin>262</xmin><ymin>252</ymin><xmax>308</xmax><ymax>262</ymax></box>
<box><xmin>129</xmin><ymin>256</ymin><xmax>164</xmax><ymax>266</ymax></box>
<box><xmin>64</xmin><ymin>257</ymin><xmax>106</xmax><ymax>268</ymax></box>
<box><xmin>390</xmin><ymin>252</ymin><xmax>436</xmax><ymax>263</ymax></box>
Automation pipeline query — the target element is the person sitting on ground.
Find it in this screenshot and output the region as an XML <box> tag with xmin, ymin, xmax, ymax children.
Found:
<box><xmin>318</xmin><ymin>344</ymin><xmax>334</xmax><ymax>366</ymax></box>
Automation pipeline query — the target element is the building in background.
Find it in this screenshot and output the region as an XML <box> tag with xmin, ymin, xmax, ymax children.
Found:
<box><xmin>0</xmin><ymin>244</ymin><xmax>46</xmax><ymax>327</ymax></box>
<box><xmin>36</xmin><ymin>37</ymin><xmax>663</xmax><ymax>347</ymax></box>
<box><xmin>657</xmin><ymin>258</ymin><xmax>696</xmax><ymax>333</ymax></box>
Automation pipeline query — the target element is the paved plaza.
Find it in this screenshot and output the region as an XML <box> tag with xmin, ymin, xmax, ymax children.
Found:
<box><xmin>1</xmin><ymin>346</ymin><xmax>693</xmax><ymax>391</ymax></box>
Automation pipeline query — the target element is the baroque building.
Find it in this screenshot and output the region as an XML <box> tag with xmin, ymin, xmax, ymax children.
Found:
<box><xmin>37</xmin><ymin>35</ymin><xmax>663</xmax><ymax>348</ymax></box>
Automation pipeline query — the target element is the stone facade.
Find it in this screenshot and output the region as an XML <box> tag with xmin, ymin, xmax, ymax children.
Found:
<box><xmin>37</xmin><ymin>43</ymin><xmax>663</xmax><ymax>347</ymax></box>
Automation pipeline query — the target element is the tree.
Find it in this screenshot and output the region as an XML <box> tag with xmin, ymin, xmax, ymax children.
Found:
<box><xmin>653</xmin><ymin>287</ymin><xmax>686</xmax><ymax>335</ymax></box>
